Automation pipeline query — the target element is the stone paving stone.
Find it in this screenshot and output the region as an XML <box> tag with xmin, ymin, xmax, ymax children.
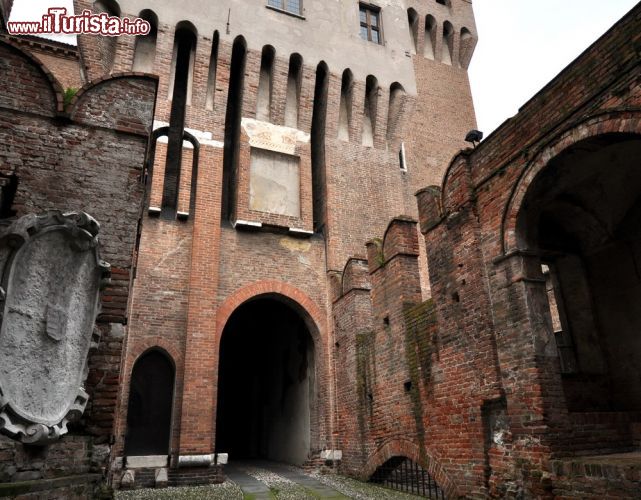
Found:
<box><xmin>226</xmin><ymin>464</ymin><xmax>274</xmax><ymax>499</ymax></box>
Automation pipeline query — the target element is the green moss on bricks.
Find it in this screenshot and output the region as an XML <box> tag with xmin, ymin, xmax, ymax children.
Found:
<box><xmin>63</xmin><ymin>87</ymin><xmax>78</xmax><ymax>107</ymax></box>
<box><xmin>370</xmin><ymin>238</ymin><xmax>385</xmax><ymax>266</ymax></box>
<box><xmin>402</xmin><ymin>299</ymin><xmax>437</xmax><ymax>461</ymax></box>
<box><xmin>355</xmin><ymin>330</ymin><xmax>376</xmax><ymax>457</ymax></box>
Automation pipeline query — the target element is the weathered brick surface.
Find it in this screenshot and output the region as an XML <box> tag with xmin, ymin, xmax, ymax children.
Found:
<box><xmin>332</xmin><ymin>3</ymin><xmax>641</xmax><ymax>499</ymax></box>
<box><xmin>0</xmin><ymin>36</ymin><xmax>156</xmax><ymax>495</ymax></box>
<box><xmin>414</xmin><ymin>4</ymin><xmax>641</xmax><ymax>498</ymax></box>
<box><xmin>0</xmin><ymin>0</ymin><xmax>540</xmax><ymax>496</ymax></box>
<box><xmin>5</xmin><ymin>1</ymin><xmax>641</xmax><ymax>498</ymax></box>
<box><xmin>101</xmin><ymin>0</ymin><xmax>473</xmax><ymax>479</ymax></box>
<box><xmin>334</xmin><ymin>218</ymin><xmax>460</xmax><ymax>497</ymax></box>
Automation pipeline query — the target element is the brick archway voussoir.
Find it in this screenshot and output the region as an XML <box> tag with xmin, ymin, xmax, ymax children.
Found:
<box><xmin>501</xmin><ymin>110</ymin><xmax>641</xmax><ymax>254</ymax></box>
<box><xmin>363</xmin><ymin>439</ymin><xmax>458</xmax><ymax>498</ymax></box>
<box><xmin>215</xmin><ymin>280</ymin><xmax>325</xmax><ymax>343</ymax></box>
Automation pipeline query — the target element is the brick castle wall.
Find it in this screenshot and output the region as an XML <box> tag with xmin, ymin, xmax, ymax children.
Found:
<box><xmin>0</xmin><ymin>37</ymin><xmax>156</xmax><ymax>496</ymax></box>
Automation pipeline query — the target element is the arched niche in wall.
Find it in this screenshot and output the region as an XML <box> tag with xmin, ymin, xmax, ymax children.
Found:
<box><xmin>424</xmin><ymin>15</ymin><xmax>437</xmax><ymax>60</ymax></box>
<box><xmin>205</xmin><ymin>31</ymin><xmax>220</xmax><ymax>111</ymax></box>
<box><xmin>441</xmin><ymin>21</ymin><xmax>454</xmax><ymax>65</ymax></box>
<box><xmin>93</xmin><ymin>0</ymin><xmax>121</xmax><ymax>74</ymax></box>
<box><xmin>168</xmin><ymin>21</ymin><xmax>197</xmax><ymax>105</ymax></box>
<box><xmin>362</xmin><ymin>75</ymin><xmax>378</xmax><ymax>147</ymax></box>
<box><xmin>257</xmin><ymin>45</ymin><xmax>276</xmax><ymax>122</ymax></box>
<box><xmin>132</xmin><ymin>9</ymin><xmax>158</xmax><ymax>73</ymax></box>
<box><xmin>285</xmin><ymin>53</ymin><xmax>303</xmax><ymax>128</ymax></box>
<box><xmin>386</xmin><ymin>82</ymin><xmax>405</xmax><ymax>145</ymax></box>
<box><xmin>222</xmin><ymin>36</ymin><xmax>248</xmax><ymax>221</ymax></box>
<box><xmin>407</xmin><ymin>8</ymin><xmax>419</xmax><ymax>53</ymax></box>
<box><xmin>162</xmin><ymin>21</ymin><xmax>197</xmax><ymax>217</ymax></box>
<box><xmin>338</xmin><ymin>69</ymin><xmax>353</xmax><ymax>141</ymax></box>
<box><xmin>459</xmin><ymin>27</ymin><xmax>474</xmax><ymax>69</ymax></box>
<box><xmin>310</xmin><ymin>61</ymin><xmax>329</xmax><ymax>232</ymax></box>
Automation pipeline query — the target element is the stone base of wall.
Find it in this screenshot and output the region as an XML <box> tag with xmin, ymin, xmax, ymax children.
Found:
<box><xmin>0</xmin><ymin>434</ymin><xmax>111</xmax><ymax>499</ymax></box>
<box><xmin>0</xmin><ymin>473</ymin><xmax>103</xmax><ymax>500</ymax></box>
<box><xmin>550</xmin><ymin>452</ymin><xmax>641</xmax><ymax>499</ymax></box>
<box><xmin>170</xmin><ymin>466</ymin><xmax>225</xmax><ymax>486</ymax></box>
<box><xmin>112</xmin><ymin>465</ymin><xmax>225</xmax><ymax>490</ymax></box>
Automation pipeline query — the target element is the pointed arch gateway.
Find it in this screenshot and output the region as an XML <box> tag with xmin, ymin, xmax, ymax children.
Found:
<box><xmin>215</xmin><ymin>285</ymin><xmax>323</xmax><ymax>465</ymax></box>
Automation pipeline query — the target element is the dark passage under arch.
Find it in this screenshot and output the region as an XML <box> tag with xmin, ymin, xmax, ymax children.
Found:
<box><xmin>215</xmin><ymin>297</ymin><xmax>315</xmax><ymax>465</ymax></box>
<box><xmin>124</xmin><ymin>350</ymin><xmax>175</xmax><ymax>456</ymax></box>
<box><xmin>518</xmin><ymin>133</ymin><xmax>641</xmax><ymax>413</ymax></box>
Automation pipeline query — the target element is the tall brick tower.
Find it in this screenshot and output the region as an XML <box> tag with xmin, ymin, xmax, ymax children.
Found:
<box><xmin>76</xmin><ymin>0</ymin><xmax>477</xmax><ymax>487</ymax></box>
<box><xmin>4</xmin><ymin>0</ymin><xmax>477</xmax><ymax>489</ymax></box>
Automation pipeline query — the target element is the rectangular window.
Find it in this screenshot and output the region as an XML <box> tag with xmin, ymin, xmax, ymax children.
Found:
<box><xmin>542</xmin><ymin>263</ymin><xmax>578</xmax><ymax>374</ymax></box>
<box><xmin>359</xmin><ymin>3</ymin><xmax>382</xmax><ymax>44</ymax></box>
<box><xmin>399</xmin><ymin>142</ymin><xmax>407</xmax><ymax>171</ymax></box>
<box><xmin>268</xmin><ymin>0</ymin><xmax>302</xmax><ymax>15</ymax></box>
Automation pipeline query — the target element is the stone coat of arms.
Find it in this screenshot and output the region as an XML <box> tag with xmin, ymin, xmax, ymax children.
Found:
<box><xmin>0</xmin><ymin>211</ymin><xmax>110</xmax><ymax>444</ymax></box>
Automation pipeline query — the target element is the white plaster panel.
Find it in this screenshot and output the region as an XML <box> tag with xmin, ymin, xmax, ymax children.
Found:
<box><xmin>249</xmin><ymin>149</ymin><xmax>301</xmax><ymax>217</ymax></box>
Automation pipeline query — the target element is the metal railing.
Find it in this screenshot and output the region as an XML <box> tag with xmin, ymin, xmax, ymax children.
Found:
<box><xmin>369</xmin><ymin>456</ymin><xmax>445</xmax><ymax>499</ymax></box>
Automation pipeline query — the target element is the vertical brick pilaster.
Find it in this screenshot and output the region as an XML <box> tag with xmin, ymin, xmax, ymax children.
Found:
<box><xmin>178</xmin><ymin>144</ymin><xmax>224</xmax><ymax>454</ymax></box>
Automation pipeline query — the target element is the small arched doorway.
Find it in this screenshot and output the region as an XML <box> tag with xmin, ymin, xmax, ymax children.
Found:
<box><xmin>215</xmin><ymin>296</ymin><xmax>316</xmax><ymax>465</ymax></box>
<box><xmin>517</xmin><ymin>133</ymin><xmax>641</xmax><ymax>412</ymax></box>
<box><xmin>124</xmin><ymin>349</ymin><xmax>175</xmax><ymax>456</ymax></box>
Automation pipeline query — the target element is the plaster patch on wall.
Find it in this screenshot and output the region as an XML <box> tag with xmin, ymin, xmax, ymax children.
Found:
<box><xmin>241</xmin><ymin>118</ymin><xmax>310</xmax><ymax>155</ymax></box>
<box><xmin>249</xmin><ymin>149</ymin><xmax>300</xmax><ymax>217</ymax></box>
<box><xmin>279</xmin><ymin>238</ymin><xmax>312</xmax><ymax>253</ymax></box>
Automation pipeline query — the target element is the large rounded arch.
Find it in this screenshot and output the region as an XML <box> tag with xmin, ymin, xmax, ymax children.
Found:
<box><xmin>503</xmin><ymin>113</ymin><xmax>641</xmax><ymax>415</ymax></box>
<box><xmin>214</xmin><ymin>282</ymin><xmax>325</xmax><ymax>466</ymax></box>
<box><xmin>501</xmin><ymin>111</ymin><xmax>641</xmax><ymax>255</ymax></box>
<box><xmin>215</xmin><ymin>280</ymin><xmax>325</xmax><ymax>343</ymax></box>
<box><xmin>0</xmin><ymin>39</ymin><xmax>64</xmax><ymax>115</ymax></box>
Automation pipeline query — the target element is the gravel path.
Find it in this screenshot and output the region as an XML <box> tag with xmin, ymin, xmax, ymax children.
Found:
<box><xmin>115</xmin><ymin>462</ymin><xmax>425</xmax><ymax>500</ymax></box>
<box><xmin>115</xmin><ymin>481</ymin><xmax>243</xmax><ymax>499</ymax></box>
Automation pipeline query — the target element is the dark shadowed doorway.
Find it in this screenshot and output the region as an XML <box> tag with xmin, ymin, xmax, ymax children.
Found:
<box><xmin>124</xmin><ymin>349</ymin><xmax>175</xmax><ymax>456</ymax></box>
<box><xmin>518</xmin><ymin>133</ymin><xmax>641</xmax><ymax>413</ymax></box>
<box><xmin>215</xmin><ymin>297</ymin><xmax>316</xmax><ymax>465</ymax></box>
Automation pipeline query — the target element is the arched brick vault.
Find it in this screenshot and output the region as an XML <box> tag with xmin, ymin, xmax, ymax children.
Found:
<box><xmin>362</xmin><ymin>439</ymin><xmax>459</xmax><ymax>498</ymax></box>
<box><xmin>215</xmin><ymin>280</ymin><xmax>326</xmax><ymax>344</ymax></box>
<box><xmin>214</xmin><ymin>280</ymin><xmax>329</xmax><ymax>451</ymax></box>
<box><xmin>0</xmin><ymin>38</ymin><xmax>65</xmax><ymax>114</ymax></box>
<box><xmin>500</xmin><ymin>109</ymin><xmax>641</xmax><ymax>255</ymax></box>
<box><xmin>68</xmin><ymin>71</ymin><xmax>158</xmax><ymax>112</ymax></box>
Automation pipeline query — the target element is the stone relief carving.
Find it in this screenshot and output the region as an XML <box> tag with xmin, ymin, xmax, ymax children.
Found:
<box><xmin>0</xmin><ymin>211</ymin><xmax>110</xmax><ymax>445</ymax></box>
<box><xmin>241</xmin><ymin>118</ymin><xmax>310</xmax><ymax>156</ymax></box>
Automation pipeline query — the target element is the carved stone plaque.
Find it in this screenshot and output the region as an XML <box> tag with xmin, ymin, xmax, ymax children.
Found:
<box><xmin>0</xmin><ymin>211</ymin><xmax>110</xmax><ymax>444</ymax></box>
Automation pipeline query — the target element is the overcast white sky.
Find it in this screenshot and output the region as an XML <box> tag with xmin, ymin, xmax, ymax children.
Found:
<box><xmin>469</xmin><ymin>0</ymin><xmax>639</xmax><ymax>135</ymax></box>
<box><xmin>8</xmin><ymin>0</ymin><xmax>640</xmax><ymax>134</ymax></box>
<box><xmin>9</xmin><ymin>0</ymin><xmax>75</xmax><ymax>44</ymax></box>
